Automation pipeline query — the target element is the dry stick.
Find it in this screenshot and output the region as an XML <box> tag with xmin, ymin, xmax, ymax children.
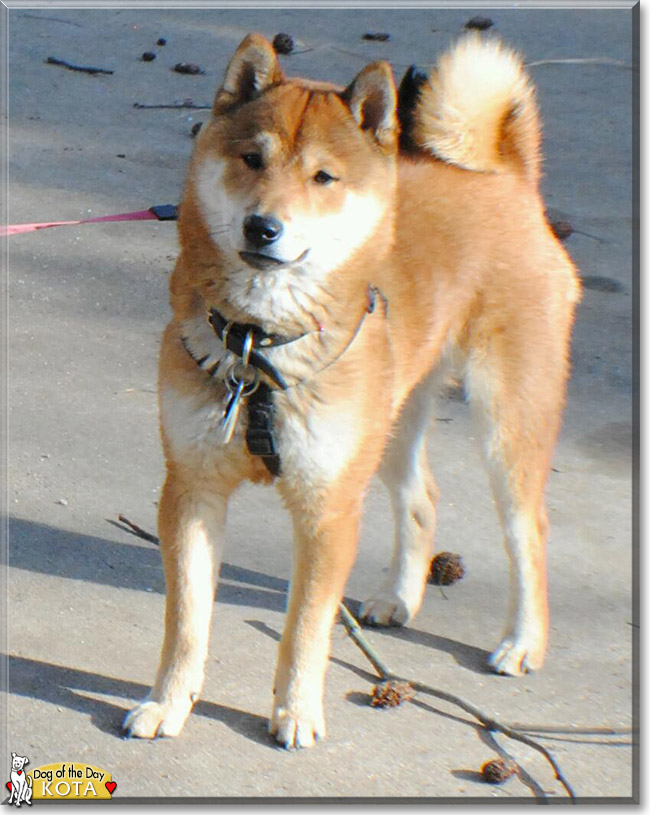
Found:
<box><xmin>337</xmin><ymin>601</ymin><xmax>395</xmax><ymax>680</ymax></box>
<box><xmin>45</xmin><ymin>56</ymin><xmax>114</xmax><ymax>75</ymax></box>
<box><xmin>116</xmin><ymin>514</ymin><xmax>575</xmax><ymax>801</ymax></box>
<box><xmin>525</xmin><ymin>56</ymin><xmax>630</xmax><ymax>69</ymax></box>
<box><xmin>412</xmin><ymin>679</ymin><xmax>576</xmax><ymax>801</ymax></box>
<box><xmin>117</xmin><ymin>514</ymin><xmax>160</xmax><ymax>545</ymax></box>
<box><xmin>23</xmin><ymin>13</ymin><xmax>84</xmax><ymax>27</ymax></box>
<box><xmin>338</xmin><ymin>600</ymin><xmax>576</xmax><ymax>802</ymax></box>
<box><xmin>133</xmin><ymin>102</ymin><xmax>212</xmax><ymax>110</ymax></box>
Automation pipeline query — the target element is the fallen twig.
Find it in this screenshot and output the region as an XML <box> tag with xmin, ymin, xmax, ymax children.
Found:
<box><xmin>116</xmin><ymin>514</ymin><xmax>160</xmax><ymax>545</ymax></box>
<box><xmin>526</xmin><ymin>56</ymin><xmax>631</xmax><ymax>69</ymax></box>
<box><xmin>114</xmin><ymin>513</ymin><xmax>575</xmax><ymax>800</ymax></box>
<box><xmin>133</xmin><ymin>101</ymin><xmax>211</xmax><ymax>110</ymax></box>
<box><xmin>22</xmin><ymin>13</ymin><xmax>84</xmax><ymax>27</ymax></box>
<box><xmin>338</xmin><ymin>601</ymin><xmax>395</xmax><ymax>679</ymax></box>
<box><xmin>337</xmin><ymin>600</ymin><xmax>575</xmax><ymax>801</ymax></box>
<box><xmin>412</xmin><ymin>677</ymin><xmax>576</xmax><ymax>800</ymax></box>
<box><xmin>45</xmin><ymin>56</ymin><xmax>114</xmax><ymax>75</ymax></box>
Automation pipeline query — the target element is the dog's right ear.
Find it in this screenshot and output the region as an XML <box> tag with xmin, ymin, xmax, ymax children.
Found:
<box><xmin>213</xmin><ymin>34</ymin><xmax>284</xmax><ymax>115</ymax></box>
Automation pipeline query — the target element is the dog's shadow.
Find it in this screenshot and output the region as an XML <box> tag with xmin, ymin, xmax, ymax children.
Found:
<box><xmin>8</xmin><ymin>517</ymin><xmax>491</xmax><ymax>749</ymax></box>
<box><xmin>7</xmin><ymin>654</ymin><xmax>271</xmax><ymax>747</ymax></box>
<box><xmin>8</xmin><ymin>517</ymin><xmax>289</xmax><ymax>613</ymax></box>
<box><xmin>368</xmin><ymin>624</ymin><xmax>492</xmax><ymax>675</ymax></box>
<box><xmin>343</xmin><ymin>599</ymin><xmax>492</xmax><ymax>676</ymax></box>
<box><xmin>10</xmin><ymin>518</ymin><xmax>490</xmax><ymax>674</ymax></box>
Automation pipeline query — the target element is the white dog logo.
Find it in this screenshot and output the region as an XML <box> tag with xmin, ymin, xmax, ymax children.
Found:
<box><xmin>8</xmin><ymin>753</ymin><xmax>32</xmax><ymax>807</ymax></box>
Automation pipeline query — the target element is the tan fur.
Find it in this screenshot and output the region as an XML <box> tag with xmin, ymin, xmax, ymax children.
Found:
<box><xmin>124</xmin><ymin>33</ymin><xmax>581</xmax><ymax>748</ymax></box>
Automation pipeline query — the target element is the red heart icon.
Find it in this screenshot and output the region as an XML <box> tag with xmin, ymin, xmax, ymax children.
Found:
<box><xmin>16</xmin><ymin>771</ymin><xmax>22</xmax><ymax>776</ymax></box>
<box><xmin>105</xmin><ymin>781</ymin><xmax>117</xmax><ymax>795</ymax></box>
<box><xmin>6</xmin><ymin>782</ymin><xmax>11</xmax><ymax>791</ymax></box>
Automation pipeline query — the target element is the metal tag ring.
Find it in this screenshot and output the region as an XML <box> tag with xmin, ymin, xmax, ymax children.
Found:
<box><xmin>226</xmin><ymin>362</ymin><xmax>260</xmax><ymax>397</ymax></box>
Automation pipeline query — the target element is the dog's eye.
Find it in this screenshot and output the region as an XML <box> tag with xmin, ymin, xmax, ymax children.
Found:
<box><xmin>313</xmin><ymin>170</ymin><xmax>337</xmax><ymax>185</ymax></box>
<box><xmin>242</xmin><ymin>153</ymin><xmax>263</xmax><ymax>170</ymax></box>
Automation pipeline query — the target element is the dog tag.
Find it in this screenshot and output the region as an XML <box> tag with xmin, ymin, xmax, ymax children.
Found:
<box><xmin>218</xmin><ymin>379</ymin><xmax>245</xmax><ymax>445</ymax></box>
<box><xmin>217</xmin><ymin>361</ymin><xmax>260</xmax><ymax>445</ymax></box>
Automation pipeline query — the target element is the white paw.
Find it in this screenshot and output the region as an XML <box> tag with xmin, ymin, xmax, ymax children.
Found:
<box><xmin>122</xmin><ymin>696</ymin><xmax>194</xmax><ymax>739</ymax></box>
<box><xmin>488</xmin><ymin>637</ymin><xmax>545</xmax><ymax>676</ymax></box>
<box><xmin>359</xmin><ymin>593</ymin><xmax>413</xmax><ymax>627</ymax></box>
<box><xmin>269</xmin><ymin>704</ymin><xmax>325</xmax><ymax>750</ymax></box>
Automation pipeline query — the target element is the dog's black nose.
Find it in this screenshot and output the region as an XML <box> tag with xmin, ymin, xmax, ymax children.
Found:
<box><xmin>243</xmin><ymin>214</ymin><xmax>283</xmax><ymax>249</ymax></box>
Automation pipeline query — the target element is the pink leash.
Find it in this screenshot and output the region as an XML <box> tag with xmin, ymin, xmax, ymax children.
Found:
<box><xmin>1</xmin><ymin>204</ymin><xmax>178</xmax><ymax>237</ymax></box>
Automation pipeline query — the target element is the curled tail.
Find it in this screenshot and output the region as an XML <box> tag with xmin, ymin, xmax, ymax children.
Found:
<box><xmin>409</xmin><ymin>35</ymin><xmax>541</xmax><ymax>186</ymax></box>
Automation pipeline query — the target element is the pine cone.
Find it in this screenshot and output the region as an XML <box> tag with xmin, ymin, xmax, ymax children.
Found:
<box><xmin>429</xmin><ymin>552</ymin><xmax>465</xmax><ymax>585</ymax></box>
<box><xmin>481</xmin><ymin>758</ymin><xmax>517</xmax><ymax>784</ymax></box>
<box><xmin>370</xmin><ymin>680</ymin><xmax>415</xmax><ymax>708</ymax></box>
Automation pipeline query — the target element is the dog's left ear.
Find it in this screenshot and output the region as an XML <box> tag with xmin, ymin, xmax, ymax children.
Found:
<box><xmin>342</xmin><ymin>62</ymin><xmax>398</xmax><ymax>151</ymax></box>
<box><xmin>213</xmin><ymin>34</ymin><xmax>284</xmax><ymax>114</ymax></box>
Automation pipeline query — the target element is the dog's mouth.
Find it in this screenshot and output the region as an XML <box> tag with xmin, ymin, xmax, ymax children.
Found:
<box><xmin>239</xmin><ymin>249</ymin><xmax>309</xmax><ymax>271</ymax></box>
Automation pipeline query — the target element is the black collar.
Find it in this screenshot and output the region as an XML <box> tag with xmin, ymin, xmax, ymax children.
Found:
<box><xmin>186</xmin><ymin>285</ymin><xmax>386</xmax><ymax>392</ymax></box>
<box><xmin>207</xmin><ymin>310</ymin><xmax>309</xmax><ymax>390</ymax></box>
<box><xmin>208</xmin><ymin>309</ymin><xmax>309</xmax><ymax>351</ymax></box>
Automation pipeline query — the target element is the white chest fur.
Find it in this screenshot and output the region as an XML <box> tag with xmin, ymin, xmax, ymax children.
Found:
<box><xmin>160</xmin><ymin>386</ymin><xmax>233</xmax><ymax>467</ymax></box>
<box><xmin>275</xmin><ymin>389</ymin><xmax>361</xmax><ymax>486</ymax></box>
<box><xmin>160</xmin><ymin>378</ymin><xmax>360</xmax><ymax>486</ymax></box>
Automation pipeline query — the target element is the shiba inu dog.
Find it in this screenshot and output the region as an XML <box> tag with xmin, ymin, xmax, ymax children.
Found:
<box><xmin>124</xmin><ymin>33</ymin><xmax>580</xmax><ymax>749</ymax></box>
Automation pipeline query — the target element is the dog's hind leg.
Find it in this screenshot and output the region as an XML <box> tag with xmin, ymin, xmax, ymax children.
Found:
<box><xmin>123</xmin><ymin>472</ymin><xmax>229</xmax><ymax>738</ymax></box>
<box><xmin>465</xmin><ymin>333</ymin><xmax>567</xmax><ymax>676</ymax></box>
<box><xmin>360</xmin><ymin>373</ymin><xmax>441</xmax><ymax>627</ymax></box>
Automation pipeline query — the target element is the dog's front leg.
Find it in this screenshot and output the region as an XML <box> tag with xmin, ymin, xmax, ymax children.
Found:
<box><xmin>123</xmin><ymin>471</ymin><xmax>228</xmax><ymax>738</ymax></box>
<box><xmin>270</xmin><ymin>497</ymin><xmax>361</xmax><ymax>749</ymax></box>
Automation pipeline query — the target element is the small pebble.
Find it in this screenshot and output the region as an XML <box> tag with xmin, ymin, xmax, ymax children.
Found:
<box><xmin>465</xmin><ymin>16</ymin><xmax>494</xmax><ymax>31</ymax></box>
<box><xmin>362</xmin><ymin>32</ymin><xmax>391</xmax><ymax>42</ymax></box>
<box><xmin>481</xmin><ymin>758</ymin><xmax>517</xmax><ymax>784</ymax></box>
<box><xmin>173</xmin><ymin>62</ymin><xmax>204</xmax><ymax>75</ymax></box>
<box><xmin>56</xmin><ymin>498</ymin><xmax>68</xmax><ymax>506</ymax></box>
<box><xmin>157</xmin><ymin>38</ymin><xmax>167</xmax><ymax>46</ymax></box>
<box><xmin>272</xmin><ymin>33</ymin><xmax>295</xmax><ymax>55</ymax></box>
<box><xmin>141</xmin><ymin>52</ymin><xmax>156</xmax><ymax>62</ymax></box>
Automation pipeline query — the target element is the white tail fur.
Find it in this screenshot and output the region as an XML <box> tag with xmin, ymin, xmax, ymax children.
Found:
<box><xmin>413</xmin><ymin>35</ymin><xmax>541</xmax><ymax>185</ymax></box>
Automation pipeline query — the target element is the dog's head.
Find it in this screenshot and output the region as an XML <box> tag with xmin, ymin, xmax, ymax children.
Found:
<box><xmin>182</xmin><ymin>34</ymin><xmax>398</xmax><ymax>325</ymax></box>
<box><xmin>11</xmin><ymin>754</ymin><xmax>28</xmax><ymax>772</ymax></box>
